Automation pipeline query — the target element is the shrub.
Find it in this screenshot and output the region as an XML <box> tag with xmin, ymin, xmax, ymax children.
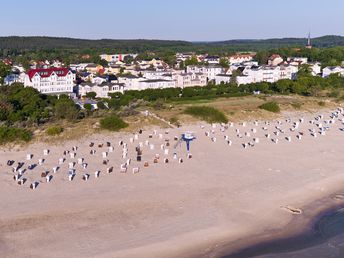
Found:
<box><xmin>0</xmin><ymin>126</ymin><xmax>32</xmax><ymax>144</ymax></box>
<box><xmin>318</xmin><ymin>101</ymin><xmax>326</xmax><ymax>107</ymax></box>
<box><xmin>184</xmin><ymin>106</ymin><xmax>228</xmax><ymax>123</ymax></box>
<box><xmin>328</xmin><ymin>90</ymin><xmax>340</xmax><ymax>98</ymax></box>
<box><xmin>118</xmin><ymin>105</ymin><xmax>139</xmax><ymax>117</ymax></box>
<box><xmin>54</xmin><ymin>98</ymin><xmax>80</xmax><ymax>121</ymax></box>
<box><xmin>86</xmin><ymin>92</ymin><xmax>97</xmax><ymax>99</ymax></box>
<box><xmin>97</xmin><ymin>101</ymin><xmax>107</xmax><ymax>110</ymax></box>
<box><xmin>169</xmin><ymin>117</ymin><xmax>181</xmax><ymax>127</ymax></box>
<box><xmin>291</xmin><ymin>102</ymin><xmax>302</xmax><ymax>109</ymax></box>
<box><xmin>84</xmin><ymin>103</ymin><xmax>92</xmax><ymax>111</ymax></box>
<box><xmin>259</xmin><ymin>102</ymin><xmax>280</xmax><ymax>113</ymax></box>
<box><xmin>152</xmin><ymin>99</ymin><xmax>166</xmax><ymax>110</ymax></box>
<box><xmin>46</xmin><ymin>126</ymin><xmax>63</xmax><ymax>136</ymax></box>
<box><xmin>100</xmin><ymin>115</ymin><xmax>128</xmax><ymax>131</ymax></box>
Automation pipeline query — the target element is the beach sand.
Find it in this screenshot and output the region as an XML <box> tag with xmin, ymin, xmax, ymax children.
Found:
<box><xmin>2</xmin><ymin>109</ymin><xmax>344</xmax><ymax>258</ymax></box>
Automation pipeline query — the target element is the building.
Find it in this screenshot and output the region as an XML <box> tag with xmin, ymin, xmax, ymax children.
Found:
<box><xmin>229</xmin><ymin>54</ymin><xmax>254</xmax><ymax>64</ymax></box>
<box><xmin>215</xmin><ymin>74</ymin><xmax>231</xmax><ymax>85</ymax></box>
<box><xmin>204</xmin><ymin>56</ymin><xmax>220</xmax><ymax>64</ymax></box>
<box><xmin>268</xmin><ymin>54</ymin><xmax>284</xmax><ymax>66</ymax></box>
<box><xmin>24</xmin><ymin>68</ymin><xmax>75</xmax><ymax>94</ymax></box>
<box><xmin>105</xmin><ymin>64</ymin><xmax>122</xmax><ymax>74</ymax></box>
<box><xmin>173</xmin><ymin>72</ymin><xmax>207</xmax><ymax>88</ymax></box>
<box><xmin>4</xmin><ymin>72</ymin><xmax>25</xmax><ymax>85</ymax></box>
<box><xmin>141</xmin><ymin>70</ymin><xmax>172</xmax><ymax>80</ymax></box>
<box><xmin>78</xmin><ymin>82</ymin><xmax>125</xmax><ymax>98</ymax></box>
<box><xmin>70</xmin><ymin>63</ymin><xmax>90</xmax><ymax>72</ymax></box>
<box><xmin>78</xmin><ymin>72</ymin><xmax>94</xmax><ymax>82</ymax></box>
<box><xmin>186</xmin><ymin>65</ymin><xmax>224</xmax><ymax>81</ymax></box>
<box><xmin>287</xmin><ymin>57</ymin><xmax>308</xmax><ymax>65</ymax></box>
<box><xmin>176</xmin><ymin>52</ymin><xmax>195</xmax><ymax>62</ymax></box>
<box><xmin>137</xmin><ymin>79</ymin><xmax>176</xmax><ymax>90</ymax></box>
<box><xmin>100</xmin><ymin>54</ymin><xmax>138</xmax><ymax>63</ymax></box>
<box><xmin>322</xmin><ymin>66</ymin><xmax>344</xmax><ymax>78</ymax></box>
<box><xmin>117</xmin><ymin>75</ymin><xmax>142</xmax><ymax>90</ymax></box>
<box><xmin>279</xmin><ymin>65</ymin><xmax>298</xmax><ymax>80</ymax></box>
<box><xmin>308</xmin><ymin>62</ymin><xmax>322</xmax><ymax>76</ymax></box>
<box><xmin>236</xmin><ymin>65</ymin><xmax>298</xmax><ymax>85</ymax></box>
<box><xmin>85</xmin><ymin>64</ymin><xmax>104</xmax><ymax>74</ymax></box>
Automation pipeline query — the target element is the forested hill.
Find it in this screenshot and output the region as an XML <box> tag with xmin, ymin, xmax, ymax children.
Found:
<box><xmin>0</xmin><ymin>35</ymin><xmax>344</xmax><ymax>53</ymax></box>
<box><xmin>0</xmin><ymin>37</ymin><xmax>192</xmax><ymax>51</ymax></box>
<box><xmin>204</xmin><ymin>36</ymin><xmax>344</xmax><ymax>49</ymax></box>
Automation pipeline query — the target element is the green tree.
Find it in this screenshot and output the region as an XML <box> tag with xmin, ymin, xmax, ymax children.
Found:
<box><xmin>219</xmin><ymin>58</ymin><xmax>229</xmax><ymax>68</ymax></box>
<box><xmin>275</xmin><ymin>79</ymin><xmax>292</xmax><ymax>94</ymax></box>
<box><xmin>297</xmin><ymin>64</ymin><xmax>312</xmax><ymax>78</ymax></box>
<box><xmin>86</xmin><ymin>91</ymin><xmax>97</xmax><ymax>99</ymax></box>
<box><xmin>184</xmin><ymin>56</ymin><xmax>199</xmax><ymax>66</ymax></box>
<box><xmin>54</xmin><ymin>98</ymin><xmax>79</xmax><ymax>121</ymax></box>
<box><xmin>230</xmin><ymin>69</ymin><xmax>242</xmax><ymax>85</ymax></box>
<box><xmin>0</xmin><ymin>62</ymin><xmax>11</xmax><ymax>84</ymax></box>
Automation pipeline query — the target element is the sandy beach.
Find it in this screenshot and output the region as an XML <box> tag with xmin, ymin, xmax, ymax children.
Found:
<box><xmin>2</xmin><ymin>108</ymin><xmax>344</xmax><ymax>258</ymax></box>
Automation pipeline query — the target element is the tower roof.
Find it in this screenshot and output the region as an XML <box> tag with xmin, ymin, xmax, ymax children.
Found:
<box><xmin>306</xmin><ymin>32</ymin><xmax>312</xmax><ymax>49</ymax></box>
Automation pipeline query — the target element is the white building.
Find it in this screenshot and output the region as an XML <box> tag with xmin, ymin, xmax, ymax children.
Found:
<box><xmin>215</xmin><ymin>74</ymin><xmax>231</xmax><ymax>84</ymax></box>
<box><xmin>204</xmin><ymin>56</ymin><xmax>220</xmax><ymax>64</ymax></box>
<box><xmin>236</xmin><ymin>65</ymin><xmax>297</xmax><ymax>85</ymax></box>
<box><xmin>69</xmin><ymin>63</ymin><xmax>90</xmax><ymax>72</ymax></box>
<box><xmin>4</xmin><ymin>72</ymin><xmax>25</xmax><ymax>85</ymax></box>
<box><xmin>117</xmin><ymin>75</ymin><xmax>142</xmax><ymax>90</ymax></box>
<box><xmin>308</xmin><ymin>62</ymin><xmax>322</xmax><ymax>76</ymax></box>
<box><xmin>78</xmin><ymin>82</ymin><xmax>125</xmax><ymax>98</ymax></box>
<box><xmin>287</xmin><ymin>57</ymin><xmax>308</xmax><ymax>65</ymax></box>
<box><xmin>268</xmin><ymin>54</ymin><xmax>284</xmax><ymax>66</ymax></box>
<box><xmin>236</xmin><ymin>75</ymin><xmax>254</xmax><ymax>85</ymax></box>
<box><xmin>137</xmin><ymin>79</ymin><xmax>176</xmax><ymax>90</ymax></box>
<box><xmin>322</xmin><ymin>66</ymin><xmax>344</xmax><ymax>78</ymax></box>
<box><xmin>229</xmin><ymin>54</ymin><xmax>254</xmax><ymax>64</ymax></box>
<box><xmin>141</xmin><ymin>70</ymin><xmax>172</xmax><ymax>80</ymax></box>
<box><xmin>100</xmin><ymin>54</ymin><xmax>138</xmax><ymax>63</ymax></box>
<box><xmin>24</xmin><ymin>68</ymin><xmax>75</xmax><ymax>94</ymax></box>
<box><xmin>173</xmin><ymin>72</ymin><xmax>207</xmax><ymax>88</ymax></box>
<box><xmin>186</xmin><ymin>65</ymin><xmax>224</xmax><ymax>81</ymax></box>
<box><xmin>279</xmin><ymin>65</ymin><xmax>298</xmax><ymax>80</ymax></box>
<box><xmin>176</xmin><ymin>52</ymin><xmax>195</xmax><ymax>62</ymax></box>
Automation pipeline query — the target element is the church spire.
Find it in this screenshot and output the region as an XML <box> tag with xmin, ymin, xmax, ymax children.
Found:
<box><xmin>306</xmin><ymin>31</ymin><xmax>312</xmax><ymax>49</ymax></box>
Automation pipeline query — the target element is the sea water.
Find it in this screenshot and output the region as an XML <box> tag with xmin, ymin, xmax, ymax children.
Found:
<box><xmin>225</xmin><ymin>207</ymin><xmax>344</xmax><ymax>258</ymax></box>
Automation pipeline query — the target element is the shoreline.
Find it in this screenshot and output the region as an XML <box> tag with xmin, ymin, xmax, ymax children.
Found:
<box><xmin>215</xmin><ymin>186</ymin><xmax>344</xmax><ymax>258</ymax></box>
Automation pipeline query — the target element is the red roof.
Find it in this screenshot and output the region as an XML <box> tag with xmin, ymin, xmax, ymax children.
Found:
<box><xmin>27</xmin><ymin>68</ymin><xmax>70</xmax><ymax>81</ymax></box>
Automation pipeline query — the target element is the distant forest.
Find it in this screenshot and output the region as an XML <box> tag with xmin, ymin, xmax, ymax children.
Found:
<box><xmin>1</xmin><ymin>35</ymin><xmax>344</xmax><ymax>54</ymax></box>
<box><xmin>1</xmin><ymin>35</ymin><xmax>344</xmax><ymax>69</ymax></box>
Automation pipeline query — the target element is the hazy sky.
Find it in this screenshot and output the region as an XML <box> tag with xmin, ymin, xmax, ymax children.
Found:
<box><xmin>1</xmin><ymin>0</ymin><xmax>343</xmax><ymax>41</ymax></box>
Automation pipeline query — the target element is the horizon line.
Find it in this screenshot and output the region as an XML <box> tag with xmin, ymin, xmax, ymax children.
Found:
<box><xmin>0</xmin><ymin>34</ymin><xmax>343</xmax><ymax>43</ymax></box>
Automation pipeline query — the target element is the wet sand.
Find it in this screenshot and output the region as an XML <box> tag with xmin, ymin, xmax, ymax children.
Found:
<box><xmin>2</xmin><ymin>109</ymin><xmax>344</xmax><ymax>258</ymax></box>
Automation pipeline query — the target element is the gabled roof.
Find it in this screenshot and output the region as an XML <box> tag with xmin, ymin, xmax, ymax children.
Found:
<box><xmin>268</xmin><ymin>54</ymin><xmax>282</xmax><ymax>60</ymax></box>
<box><xmin>27</xmin><ymin>68</ymin><xmax>70</xmax><ymax>81</ymax></box>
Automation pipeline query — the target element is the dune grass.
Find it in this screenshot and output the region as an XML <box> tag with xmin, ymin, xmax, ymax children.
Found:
<box><xmin>258</xmin><ymin>101</ymin><xmax>280</xmax><ymax>113</ymax></box>
<box><xmin>0</xmin><ymin>126</ymin><xmax>32</xmax><ymax>144</ymax></box>
<box><xmin>100</xmin><ymin>115</ymin><xmax>128</xmax><ymax>131</ymax></box>
<box><xmin>184</xmin><ymin>106</ymin><xmax>228</xmax><ymax>123</ymax></box>
<box><xmin>46</xmin><ymin>125</ymin><xmax>64</xmax><ymax>136</ymax></box>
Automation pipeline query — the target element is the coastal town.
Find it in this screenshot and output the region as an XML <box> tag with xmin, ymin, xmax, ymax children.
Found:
<box><xmin>2</xmin><ymin>37</ymin><xmax>344</xmax><ymax>106</ymax></box>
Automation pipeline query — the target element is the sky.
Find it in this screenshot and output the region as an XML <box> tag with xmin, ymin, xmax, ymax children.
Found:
<box><xmin>1</xmin><ymin>0</ymin><xmax>343</xmax><ymax>41</ymax></box>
